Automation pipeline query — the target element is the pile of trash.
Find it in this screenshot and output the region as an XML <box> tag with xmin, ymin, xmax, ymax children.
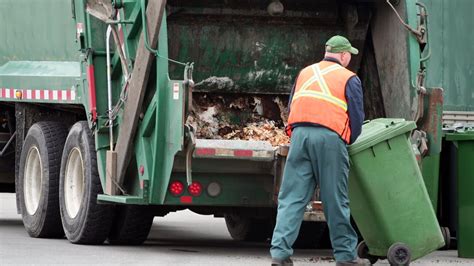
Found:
<box><xmin>187</xmin><ymin>93</ymin><xmax>290</xmax><ymax>146</ymax></box>
<box><xmin>222</xmin><ymin>120</ymin><xmax>289</xmax><ymax>147</ymax></box>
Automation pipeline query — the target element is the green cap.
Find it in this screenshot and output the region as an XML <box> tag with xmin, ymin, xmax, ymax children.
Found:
<box><xmin>325</xmin><ymin>35</ymin><xmax>359</xmax><ymax>55</ymax></box>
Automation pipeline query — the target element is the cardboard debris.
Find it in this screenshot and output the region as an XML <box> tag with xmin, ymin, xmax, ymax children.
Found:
<box><xmin>187</xmin><ymin>93</ymin><xmax>290</xmax><ymax>146</ymax></box>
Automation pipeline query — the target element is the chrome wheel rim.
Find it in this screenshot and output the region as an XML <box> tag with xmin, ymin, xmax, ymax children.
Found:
<box><xmin>24</xmin><ymin>146</ymin><xmax>43</xmax><ymax>215</ymax></box>
<box><xmin>64</xmin><ymin>147</ymin><xmax>85</xmax><ymax>219</ymax></box>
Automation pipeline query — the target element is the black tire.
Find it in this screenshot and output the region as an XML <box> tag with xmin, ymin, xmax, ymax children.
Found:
<box><xmin>18</xmin><ymin>122</ymin><xmax>67</xmax><ymax>238</ymax></box>
<box><xmin>224</xmin><ymin>214</ymin><xmax>273</xmax><ymax>242</ymax></box>
<box><xmin>440</xmin><ymin>227</ymin><xmax>451</xmax><ymax>250</ymax></box>
<box><xmin>316</xmin><ymin>224</ymin><xmax>333</xmax><ymax>249</ymax></box>
<box><xmin>108</xmin><ymin>205</ymin><xmax>154</xmax><ymax>245</ymax></box>
<box><xmin>357</xmin><ymin>241</ymin><xmax>378</xmax><ymax>265</ymax></box>
<box><xmin>293</xmin><ymin>221</ymin><xmax>328</xmax><ymax>249</ymax></box>
<box><xmin>59</xmin><ymin>121</ymin><xmax>113</xmax><ymax>244</ymax></box>
<box><xmin>17</xmin><ymin>122</ymin><xmax>66</xmax><ymax>238</ymax></box>
<box><xmin>387</xmin><ymin>242</ymin><xmax>411</xmax><ymax>266</ymax></box>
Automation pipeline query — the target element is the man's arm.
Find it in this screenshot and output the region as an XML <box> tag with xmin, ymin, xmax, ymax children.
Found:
<box><xmin>345</xmin><ymin>76</ymin><xmax>365</xmax><ymax>144</ymax></box>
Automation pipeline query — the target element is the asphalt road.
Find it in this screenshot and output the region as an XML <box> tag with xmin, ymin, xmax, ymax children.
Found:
<box><xmin>0</xmin><ymin>193</ymin><xmax>472</xmax><ymax>265</ymax></box>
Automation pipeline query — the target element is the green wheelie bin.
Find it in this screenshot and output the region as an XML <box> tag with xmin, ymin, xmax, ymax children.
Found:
<box><xmin>445</xmin><ymin>130</ymin><xmax>474</xmax><ymax>258</ymax></box>
<box><xmin>348</xmin><ymin>119</ymin><xmax>445</xmax><ymax>265</ymax></box>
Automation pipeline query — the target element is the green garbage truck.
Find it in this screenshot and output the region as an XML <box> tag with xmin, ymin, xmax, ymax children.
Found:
<box><xmin>0</xmin><ymin>0</ymin><xmax>472</xmax><ymax>251</ymax></box>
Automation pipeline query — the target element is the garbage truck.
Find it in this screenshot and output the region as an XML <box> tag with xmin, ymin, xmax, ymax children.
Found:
<box><xmin>0</xmin><ymin>0</ymin><xmax>472</xmax><ymax>249</ymax></box>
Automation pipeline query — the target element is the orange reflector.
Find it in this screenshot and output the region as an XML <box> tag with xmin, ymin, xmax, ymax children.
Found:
<box><xmin>15</xmin><ymin>90</ymin><xmax>22</xmax><ymax>99</ymax></box>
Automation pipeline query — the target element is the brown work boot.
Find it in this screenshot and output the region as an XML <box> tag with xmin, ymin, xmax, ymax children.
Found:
<box><xmin>336</xmin><ymin>257</ymin><xmax>371</xmax><ymax>265</ymax></box>
<box><xmin>271</xmin><ymin>257</ymin><xmax>293</xmax><ymax>266</ymax></box>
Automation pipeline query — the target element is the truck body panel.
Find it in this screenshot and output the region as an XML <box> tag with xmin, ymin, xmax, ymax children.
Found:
<box><xmin>423</xmin><ymin>0</ymin><xmax>474</xmax><ymax>112</ymax></box>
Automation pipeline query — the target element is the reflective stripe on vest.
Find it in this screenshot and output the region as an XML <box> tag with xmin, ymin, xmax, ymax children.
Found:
<box><xmin>292</xmin><ymin>63</ymin><xmax>347</xmax><ymax>111</ymax></box>
<box><xmin>288</xmin><ymin>60</ymin><xmax>355</xmax><ymax>143</ymax></box>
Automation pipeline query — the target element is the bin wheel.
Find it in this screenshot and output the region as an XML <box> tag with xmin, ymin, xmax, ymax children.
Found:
<box><xmin>356</xmin><ymin>241</ymin><xmax>378</xmax><ymax>264</ymax></box>
<box><xmin>387</xmin><ymin>243</ymin><xmax>411</xmax><ymax>266</ymax></box>
<box><xmin>440</xmin><ymin>227</ymin><xmax>451</xmax><ymax>250</ymax></box>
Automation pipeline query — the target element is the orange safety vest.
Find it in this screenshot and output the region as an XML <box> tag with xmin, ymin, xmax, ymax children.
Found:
<box><xmin>288</xmin><ymin>60</ymin><xmax>355</xmax><ymax>143</ymax></box>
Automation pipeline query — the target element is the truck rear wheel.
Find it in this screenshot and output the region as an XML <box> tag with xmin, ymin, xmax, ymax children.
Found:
<box><xmin>224</xmin><ymin>214</ymin><xmax>273</xmax><ymax>242</ymax></box>
<box><xmin>108</xmin><ymin>205</ymin><xmax>155</xmax><ymax>245</ymax></box>
<box><xmin>18</xmin><ymin>122</ymin><xmax>67</xmax><ymax>238</ymax></box>
<box><xmin>293</xmin><ymin>221</ymin><xmax>328</xmax><ymax>249</ymax></box>
<box><xmin>59</xmin><ymin>121</ymin><xmax>113</xmax><ymax>244</ymax></box>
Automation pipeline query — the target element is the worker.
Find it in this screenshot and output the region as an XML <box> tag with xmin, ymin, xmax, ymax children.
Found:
<box><xmin>270</xmin><ymin>35</ymin><xmax>367</xmax><ymax>266</ymax></box>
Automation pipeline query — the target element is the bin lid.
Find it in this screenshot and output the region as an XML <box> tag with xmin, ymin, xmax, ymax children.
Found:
<box><xmin>348</xmin><ymin>118</ymin><xmax>416</xmax><ymax>155</ymax></box>
<box><xmin>445</xmin><ymin>131</ymin><xmax>474</xmax><ymax>141</ymax></box>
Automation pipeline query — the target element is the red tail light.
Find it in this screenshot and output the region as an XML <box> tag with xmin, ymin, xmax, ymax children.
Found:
<box><xmin>188</xmin><ymin>182</ymin><xmax>202</xmax><ymax>197</ymax></box>
<box><xmin>169</xmin><ymin>181</ymin><xmax>184</xmax><ymax>196</ymax></box>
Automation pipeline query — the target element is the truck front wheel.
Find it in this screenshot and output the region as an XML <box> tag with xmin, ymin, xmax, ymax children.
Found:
<box><xmin>59</xmin><ymin>121</ymin><xmax>113</xmax><ymax>244</ymax></box>
<box><xmin>18</xmin><ymin>122</ymin><xmax>67</xmax><ymax>238</ymax></box>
